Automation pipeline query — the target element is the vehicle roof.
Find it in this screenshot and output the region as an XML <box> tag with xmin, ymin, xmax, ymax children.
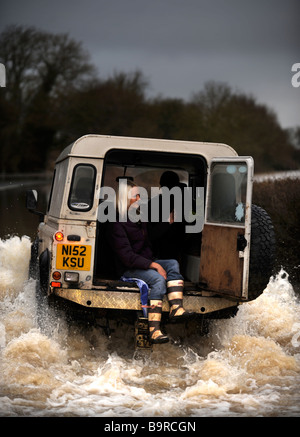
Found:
<box><xmin>56</xmin><ymin>134</ymin><xmax>238</xmax><ymax>164</ymax></box>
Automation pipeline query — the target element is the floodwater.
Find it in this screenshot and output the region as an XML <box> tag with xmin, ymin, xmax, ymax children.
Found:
<box><xmin>0</xmin><ymin>178</ymin><xmax>300</xmax><ymax>418</ymax></box>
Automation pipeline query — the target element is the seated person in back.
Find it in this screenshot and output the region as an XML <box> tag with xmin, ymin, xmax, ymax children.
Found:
<box><xmin>147</xmin><ymin>171</ymin><xmax>186</xmax><ymax>262</ymax></box>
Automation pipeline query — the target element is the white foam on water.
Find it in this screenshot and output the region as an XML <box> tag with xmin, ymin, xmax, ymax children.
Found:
<box><xmin>0</xmin><ymin>236</ymin><xmax>299</xmax><ymax>417</ymax></box>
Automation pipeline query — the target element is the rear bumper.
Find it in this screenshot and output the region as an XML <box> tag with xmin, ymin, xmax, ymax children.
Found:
<box><xmin>53</xmin><ymin>286</ymin><xmax>238</xmax><ymax>315</ymax></box>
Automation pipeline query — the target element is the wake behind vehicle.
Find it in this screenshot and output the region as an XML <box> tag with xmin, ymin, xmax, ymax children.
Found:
<box><xmin>27</xmin><ymin>135</ymin><xmax>275</xmax><ymax>349</ymax></box>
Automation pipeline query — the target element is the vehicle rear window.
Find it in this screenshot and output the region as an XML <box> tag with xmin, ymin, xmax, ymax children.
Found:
<box><xmin>68</xmin><ymin>164</ymin><xmax>96</xmax><ymax>211</ymax></box>
<box><xmin>207</xmin><ymin>162</ymin><xmax>248</xmax><ymax>225</ymax></box>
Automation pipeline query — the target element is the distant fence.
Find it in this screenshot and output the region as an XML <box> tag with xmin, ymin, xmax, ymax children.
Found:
<box><xmin>0</xmin><ymin>172</ymin><xmax>52</xmax><ymax>191</ymax></box>
<box><xmin>254</xmin><ymin>170</ymin><xmax>300</xmax><ymax>183</ymax></box>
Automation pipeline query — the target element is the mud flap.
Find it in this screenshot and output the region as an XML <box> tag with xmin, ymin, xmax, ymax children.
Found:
<box><xmin>135</xmin><ymin>316</ymin><xmax>152</xmax><ymax>350</ymax></box>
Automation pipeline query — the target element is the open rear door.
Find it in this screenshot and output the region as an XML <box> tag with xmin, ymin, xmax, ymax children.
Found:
<box><xmin>199</xmin><ymin>157</ymin><xmax>253</xmax><ymax>300</ymax></box>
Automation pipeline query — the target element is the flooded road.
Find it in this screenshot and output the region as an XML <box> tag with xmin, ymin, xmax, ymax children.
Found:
<box><xmin>0</xmin><ymin>235</ymin><xmax>299</xmax><ymax>417</ymax></box>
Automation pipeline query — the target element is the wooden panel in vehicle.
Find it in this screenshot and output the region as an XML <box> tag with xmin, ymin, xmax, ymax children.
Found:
<box><xmin>199</xmin><ymin>224</ymin><xmax>244</xmax><ymax>298</ymax></box>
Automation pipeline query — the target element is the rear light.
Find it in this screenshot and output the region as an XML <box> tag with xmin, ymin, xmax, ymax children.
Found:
<box><xmin>55</xmin><ymin>231</ymin><xmax>64</xmax><ymax>242</ymax></box>
<box><xmin>52</xmin><ymin>271</ymin><xmax>61</xmax><ymax>280</ymax></box>
<box><xmin>64</xmin><ymin>272</ymin><xmax>79</xmax><ymax>283</ymax></box>
<box><xmin>51</xmin><ymin>281</ymin><xmax>62</xmax><ymax>288</ymax></box>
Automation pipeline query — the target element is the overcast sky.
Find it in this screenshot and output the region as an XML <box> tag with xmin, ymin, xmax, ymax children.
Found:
<box><xmin>1</xmin><ymin>0</ymin><xmax>299</xmax><ymax>128</ymax></box>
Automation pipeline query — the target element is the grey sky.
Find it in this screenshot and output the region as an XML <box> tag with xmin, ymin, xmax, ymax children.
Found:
<box><xmin>1</xmin><ymin>0</ymin><xmax>299</xmax><ymax>128</ymax></box>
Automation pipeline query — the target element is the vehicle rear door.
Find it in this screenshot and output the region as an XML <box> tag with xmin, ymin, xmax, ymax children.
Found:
<box><xmin>199</xmin><ymin>157</ymin><xmax>253</xmax><ymax>300</ymax></box>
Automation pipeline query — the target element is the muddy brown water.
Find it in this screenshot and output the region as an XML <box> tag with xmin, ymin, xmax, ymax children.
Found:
<box><xmin>0</xmin><ymin>178</ymin><xmax>299</xmax><ymax>417</ymax></box>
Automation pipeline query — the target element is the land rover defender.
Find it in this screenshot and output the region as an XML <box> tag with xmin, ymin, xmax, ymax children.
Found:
<box><xmin>27</xmin><ymin>135</ymin><xmax>275</xmax><ymax>348</ymax></box>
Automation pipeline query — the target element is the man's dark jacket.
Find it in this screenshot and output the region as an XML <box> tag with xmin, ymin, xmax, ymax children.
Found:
<box><xmin>108</xmin><ymin>219</ymin><xmax>154</xmax><ymax>276</ymax></box>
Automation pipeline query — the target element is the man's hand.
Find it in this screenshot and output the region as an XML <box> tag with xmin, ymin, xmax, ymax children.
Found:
<box><xmin>150</xmin><ymin>262</ymin><xmax>167</xmax><ymax>279</ymax></box>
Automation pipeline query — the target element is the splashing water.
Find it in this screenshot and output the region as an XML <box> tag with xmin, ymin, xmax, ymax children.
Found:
<box><xmin>0</xmin><ymin>236</ymin><xmax>299</xmax><ymax>417</ymax></box>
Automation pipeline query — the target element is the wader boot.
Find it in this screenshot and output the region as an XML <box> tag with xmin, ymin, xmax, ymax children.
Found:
<box><xmin>148</xmin><ymin>300</ymin><xmax>169</xmax><ymax>344</ymax></box>
<box><xmin>167</xmin><ymin>280</ymin><xmax>195</xmax><ymax>322</ymax></box>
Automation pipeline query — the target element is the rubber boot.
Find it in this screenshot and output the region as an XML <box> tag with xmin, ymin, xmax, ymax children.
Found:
<box><xmin>167</xmin><ymin>280</ymin><xmax>195</xmax><ymax>322</ymax></box>
<box><xmin>148</xmin><ymin>300</ymin><xmax>169</xmax><ymax>344</ymax></box>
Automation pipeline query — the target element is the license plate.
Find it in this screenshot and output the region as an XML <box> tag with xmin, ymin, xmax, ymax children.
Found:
<box><xmin>56</xmin><ymin>244</ymin><xmax>91</xmax><ymax>270</ymax></box>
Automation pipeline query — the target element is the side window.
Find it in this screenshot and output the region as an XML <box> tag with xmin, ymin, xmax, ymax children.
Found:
<box><xmin>68</xmin><ymin>164</ymin><xmax>96</xmax><ymax>211</ymax></box>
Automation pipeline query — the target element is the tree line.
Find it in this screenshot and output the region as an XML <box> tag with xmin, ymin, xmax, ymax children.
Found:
<box><xmin>1</xmin><ymin>24</ymin><xmax>299</xmax><ymax>174</ymax></box>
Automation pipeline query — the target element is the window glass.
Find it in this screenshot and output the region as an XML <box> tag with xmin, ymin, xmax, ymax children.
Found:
<box><xmin>207</xmin><ymin>162</ymin><xmax>248</xmax><ymax>224</ymax></box>
<box><xmin>68</xmin><ymin>165</ymin><xmax>96</xmax><ymax>211</ymax></box>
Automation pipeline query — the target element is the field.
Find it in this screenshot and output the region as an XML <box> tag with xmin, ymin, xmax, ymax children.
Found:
<box><xmin>252</xmin><ymin>177</ymin><xmax>300</xmax><ymax>292</ymax></box>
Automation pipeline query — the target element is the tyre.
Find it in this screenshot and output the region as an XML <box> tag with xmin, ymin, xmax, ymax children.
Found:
<box><xmin>28</xmin><ymin>237</ymin><xmax>39</xmax><ymax>280</ymax></box>
<box><xmin>248</xmin><ymin>204</ymin><xmax>276</xmax><ymax>300</ymax></box>
<box><xmin>31</xmin><ymin>245</ymin><xmax>51</xmax><ymax>330</ymax></box>
<box><xmin>39</xmin><ymin>248</ymin><xmax>50</xmax><ymax>295</ymax></box>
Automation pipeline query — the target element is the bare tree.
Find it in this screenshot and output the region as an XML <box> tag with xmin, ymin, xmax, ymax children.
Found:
<box><xmin>0</xmin><ymin>25</ymin><xmax>96</xmax><ymax>172</ymax></box>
